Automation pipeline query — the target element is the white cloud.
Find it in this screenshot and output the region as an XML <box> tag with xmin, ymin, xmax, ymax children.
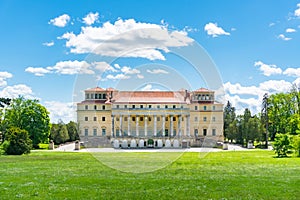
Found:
<box><xmin>42</xmin><ymin>41</ymin><xmax>54</xmax><ymax>47</ymax></box>
<box><xmin>59</xmin><ymin>18</ymin><xmax>194</xmax><ymax>60</ymax></box>
<box><xmin>0</xmin><ymin>84</ymin><xmax>34</xmax><ymax>99</ymax></box>
<box><xmin>286</xmin><ymin>28</ymin><xmax>296</xmax><ymax>33</ymax></box>
<box><xmin>294</xmin><ymin>3</ymin><xmax>300</xmax><ymax>17</ymax></box>
<box><xmin>0</xmin><ymin>71</ymin><xmax>13</xmax><ymax>87</ymax></box>
<box><xmin>254</xmin><ymin>61</ymin><xmax>282</xmax><ymax>76</ymax></box>
<box><xmin>146</xmin><ymin>69</ymin><xmax>169</xmax><ymax>74</ymax></box>
<box><xmin>137</xmin><ymin>74</ymin><xmax>144</xmax><ymax>79</ymax></box>
<box><xmin>121</xmin><ymin>66</ymin><xmax>140</xmax><ymax>74</ymax></box>
<box><xmin>82</xmin><ymin>12</ymin><xmax>99</xmax><ymax>25</ymax></box>
<box><xmin>141</xmin><ymin>84</ymin><xmax>161</xmax><ymax>91</ymax></box>
<box><xmin>278</xmin><ymin>34</ymin><xmax>292</xmax><ymax>41</ymax></box>
<box><xmin>283</xmin><ymin>67</ymin><xmax>300</xmax><ymax>77</ymax></box>
<box><xmin>43</xmin><ymin>101</ymin><xmax>76</xmax><ymax>123</ymax></box>
<box><xmin>47</xmin><ymin>60</ymin><xmax>94</xmax><ymax>75</ymax></box>
<box><xmin>204</xmin><ymin>22</ymin><xmax>230</xmax><ymax>37</ymax></box>
<box><xmin>224</xmin><ymin>80</ymin><xmax>293</xmax><ymax>115</ymax></box>
<box><xmin>93</xmin><ymin>61</ymin><xmax>117</xmax><ymax>73</ymax></box>
<box><xmin>114</xmin><ymin>64</ymin><xmax>121</xmax><ymax>69</ymax></box>
<box><xmin>49</xmin><ymin>14</ymin><xmax>70</xmax><ymax>27</ymax></box>
<box><xmin>269</xmin><ymin>22</ymin><xmax>275</xmax><ymax>27</ymax></box>
<box><xmin>25</xmin><ymin>67</ymin><xmax>51</xmax><ymax>76</ymax></box>
<box><xmin>106</xmin><ymin>74</ymin><xmax>130</xmax><ymax>80</ymax></box>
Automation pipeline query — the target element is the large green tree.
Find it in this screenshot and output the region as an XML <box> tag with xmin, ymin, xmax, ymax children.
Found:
<box><xmin>223</xmin><ymin>101</ymin><xmax>236</xmax><ymax>140</ymax></box>
<box><xmin>66</xmin><ymin>121</ymin><xmax>79</xmax><ymax>141</ymax></box>
<box><xmin>2</xmin><ymin>97</ymin><xmax>50</xmax><ymax>148</ymax></box>
<box><xmin>50</xmin><ymin>120</ymin><xmax>69</xmax><ymax>144</ymax></box>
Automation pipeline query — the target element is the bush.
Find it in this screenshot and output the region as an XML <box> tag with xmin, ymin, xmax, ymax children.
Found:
<box><xmin>272</xmin><ymin>134</ymin><xmax>291</xmax><ymax>157</ymax></box>
<box><xmin>292</xmin><ymin>135</ymin><xmax>300</xmax><ymax>157</ymax></box>
<box><xmin>3</xmin><ymin>127</ymin><xmax>32</xmax><ymax>155</ymax></box>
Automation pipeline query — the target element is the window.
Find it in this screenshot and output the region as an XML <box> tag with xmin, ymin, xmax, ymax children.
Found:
<box><xmin>124</xmin><ymin>105</ymin><xmax>128</xmax><ymax>109</ymax></box>
<box><xmin>102</xmin><ymin>105</ymin><xmax>105</xmax><ymax>110</ymax></box>
<box><xmin>157</xmin><ymin>117</ymin><xmax>160</xmax><ymax>121</ymax></box>
<box><xmin>85</xmin><ymin>117</ymin><xmax>88</xmax><ymax>121</ymax></box>
<box><xmin>95</xmin><ymin>94</ymin><xmax>98</xmax><ymax>99</ymax></box>
<box><xmin>194</xmin><ymin>117</ymin><xmax>198</xmax><ymax>122</ymax></box>
<box><xmin>157</xmin><ymin>105</ymin><xmax>160</xmax><ymax>109</ymax></box>
<box><xmin>195</xmin><ymin>106</ymin><xmax>198</xmax><ymax>110</ymax></box>
<box><xmin>173</xmin><ymin>105</ymin><xmax>176</xmax><ymax>109</ymax></box>
<box><xmin>212</xmin><ymin>129</ymin><xmax>216</xmax><ymax>136</ymax></box>
<box><xmin>166</xmin><ymin>117</ymin><xmax>168</xmax><ymax>121</ymax></box>
<box><xmin>148</xmin><ymin>117</ymin><xmax>151</xmax><ymax>121</ymax></box>
<box><xmin>140</xmin><ymin>105</ymin><xmax>143</xmax><ymax>108</ymax></box>
<box><xmin>103</xmin><ymin>94</ymin><xmax>106</xmax><ymax>99</ymax></box>
<box><xmin>204</xmin><ymin>106</ymin><xmax>207</xmax><ymax>111</ymax></box>
<box><xmin>165</xmin><ymin>105</ymin><xmax>168</xmax><ymax>109</ymax></box>
<box><xmin>93</xmin><ymin>117</ymin><xmax>97</xmax><ymax>121</ymax></box>
<box><xmin>173</xmin><ymin>117</ymin><xmax>176</xmax><ymax>121</ymax></box>
<box><xmin>102</xmin><ymin>117</ymin><xmax>105</xmax><ymax>121</ymax></box>
<box><xmin>194</xmin><ymin>129</ymin><xmax>198</xmax><ymax>136</ymax></box>
<box><xmin>212</xmin><ymin>117</ymin><xmax>216</xmax><ymax>122</ymax></box>
<box><xmin>86</xmin><ymin>94</ymin><xmax>89</xmax><ymax>99</ymax></box>
<box><xmin>203</xmin><ymin>117</ymin><xmax>207</xmax><ymax>122</ymax></box>
<box><xmin>132</xmin><ymin>105</ymin><xmax>135</xmax><ymax>109</ymax></box>
<box><xmin>213</xmin><ymin>106</ymin><xmax>215</xmax><ymax>111</ymax></box>
<box><xmin>84</xmin><ymin>128</ymin><xmax>88</xmax><ymax>136</ymax></box>
<box><xmin>149</xmin><ymin>105</ymin><xmax>152</xmax><ymax>108</ymax></box>
<box><xmin>85</xmin><ymin>105</ymin><xmax>88</xmax><ymax>110</ymax></box>
<box><xmin>116</xmin><ymin>105</ymin><xmax>119</xmax><ymax>109</ymax></box>
<box><xmin>93</xmin><ymin>129</ymin><xmax>97</xmax><ymax>136</ymax></box>
<box><xmin>124</xmin><ymin>117</ymin><xmax>128</xmax><ymax>121</ymax></box>
<box><xmin>181</xmin><ymin>105</ymin><xmax>184</xmax><ymax>109</ymax></box>
<box><xmin>98</xmin><ymin>94</ymin><xmax>102</xmax><ymax>99</ymax></box>
<box><xmin>132</xmin><ymin>117</ymin><xmax>136</xmax><ymax>121</ymax></box>
<box><xmin>102</xmin><ymin>128</ymin><xmax>106</xmax><ymax>136</ymax></box>
<box><xmin>140</xmin><ymin>117</ymin><xmax>143</xmax><ymax>121</ymax></box>
<box><xmin>94</xmin><ymin>105</ymin><xmax>97</xmax><ymax>110</ymax></box>
<box><xmin>116</xmin><ymin>117</ymin><xmax>119</xmax><ymax>121</ymax></box>
<box><xmin>91</xmin><ymin>94</ymin><xmax>94</xmax><ymax>99</ymax></box>
<box><xmin>203</xmin><ymin>129</ymin><xmax>207</xmax><ymax>136</ymax></box>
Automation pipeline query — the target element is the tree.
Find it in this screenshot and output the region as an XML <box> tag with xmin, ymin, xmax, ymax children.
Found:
<box><xmin>2</xmin><ymin>127</ymin><xmax>32</xmax><ymax>155</ymax></box>
<box><xmin>223</xmin><ymin>101</ymin><xmax>236</xmax><ymax>140</ymax></box>
<box><xmin>2</xmin><ymin>97</ymin><xmax>50</xmax><ymax>148</ymax></box>
<box><xmin>0</xmin><ymin>98</ymin><xmax>11</xmax><ymax>108</ymax></box>
<box><xmin>50</xmin><ymin>120</ymin><xmax>69</xmax><ymax>144</ymax></box>
<box><xmin>227</xmin><ymin>119</ymin><xmax>238</xmax><ymax>143</ymax></box>
<box><xmin>272</xmin><ymin>134</ymin><xmax>291</xmax><ymax>157</ymax></box>
<box><xmin>291</xmin><ymin>135</ymin><xmax>300</xmax><ymax>157</ymax></box>
<box><xmin>66</xmin><ymin>121</ymin><xmax>79</xmax><ymax>141</ymax></box>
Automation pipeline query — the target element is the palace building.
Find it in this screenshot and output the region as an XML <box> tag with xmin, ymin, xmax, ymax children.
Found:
<box><xmin>77</xmin><ymin>87</ymin><xmax>224</xmax><ymax>148</ymax></box>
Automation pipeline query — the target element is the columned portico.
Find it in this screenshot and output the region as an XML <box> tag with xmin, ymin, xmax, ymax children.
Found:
<box><xmin>178</xmin><ymin>115</ymin><xmax>182</xmax><ymax>137</ymax></box>
<box><xmin>136</xmin><ymin>115</ymin><xmax>139</xmax><ymax>137</ymax></box>
<box><xmin>154</xmin><ymin>115</ymin><xmax>157</xmax><ymax>136</ymax></box>
<box><xmin>162</xmin><ymin>115</ymin><xmax>165</xmax><ymax>137</ymax></box>
<box><xmin>144</xmin><ymin>116</ymin><xmax>148</xmax><ymax>137</ymax></box>
<box><xmin>170</xmin><ymin>115</ymin><xmax>174</xmax><ymax>137</ymax></box>
<box><xmin>127</xmin><ymin>115</ymin><xmax>130</xmax><ymax>136</ymax></box>
<box><xmin>119</xmin><ymin>115</ymin><xmax>123</xmax><ymax>136</ymax></box>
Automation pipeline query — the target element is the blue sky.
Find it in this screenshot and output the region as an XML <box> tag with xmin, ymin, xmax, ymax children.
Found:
<box><xmin>1</xmin><ymin>0</ymin><xmax>300</xmax><ymax>122</ymax></box>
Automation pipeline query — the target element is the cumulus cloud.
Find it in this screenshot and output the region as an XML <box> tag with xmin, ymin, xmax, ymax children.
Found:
<box><xmin>106</xmin><ymin>74</ymin><xmax>130</xmax><ymax>80</ymax></box>
<box><xmin>82</xmin><ymin>12</ymin><xmax>99</xmax><ymax>25</ymax></box>
<box><xmin>44</xmin><ymin>101</ymin><xmax>76</xmax><ymax>123</ymax></box>
<box><xmin>121</xmin><ymin>66</ymin><xmax>140</xmax><ymax>74</ymax></box>
<box><xmin>283</xmin><ymin>67</ymin><xmax>300</xmax><ymax>77</ymax></box>
<box><xmin>278</xmin><ymin>34</ymin><xmax>292</xmax><ymax>41</ymax></box>
<box><xmin>0</xmin><ymin>84</ymin><xmax>34</xmax><ymax>99</ymax></box>
<box><xmin>204</xmin><ymin>22</ymin><xmax>230</xmax><ymax>37</ymax></box>
<box><xmin>47</xmin><ymin>60</ymin><xmax>93</xmax><ymax>75</ymax></box>
<box><xmin>25</xmin><ymin>67</ymin><xmax>51</xmax><ymax>76</ymax></box>
<box><xmin>224</xmin><ymin>80</ymin><xmax>293</xmax><ymax>115</ymax></box>
<box><xmin>58</xmin><ymin>18</ymin><xmax>194</xmax><ymax>60</ymax></box>
<box><xmin>141</xmin><ymin>84</ymin><xmax>161</xmax><ymax>91</ymax></box>
<box><xmin>254</xmin><ymin>61</ymin><xmax>282</xmax><ymax>76</ymax></box>
<box><xmin>93</xmin><ymin>61</ymin><xmax>117</xmax><ymax>73</ymax></box>
<box><xmin>146</xmin><ymin>69</ymin><xmax>169</xmax><ymax>74</ymax></box>
<box><xmin>286</xmin><ymin>28</ymin><xmax>296</xmax><ymax>33</ymax></box>
<box><xmin>0</xmin><ymin>71</ymin><xmax>13</xmax><ymax>87</ymax></box>
<box><xmin>294</xmin><ymin>3</ymin><xmax>300</xmax><ymax>17</ymax></box>
<box><xmin>49</xmin><ymin>14</ymin><xmax>70</xmax><ymax>27</ymax></box>
<box><xmin>42</xmin><ymin>41</ymin><xmax>54</xmax><ymax>47</ymax></box>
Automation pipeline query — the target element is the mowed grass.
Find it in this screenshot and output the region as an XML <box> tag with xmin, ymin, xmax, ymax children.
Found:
<box><xmin>0</xmin><ymin>150</ymin><xmax>299</xmax><ymax>200</ymax></box>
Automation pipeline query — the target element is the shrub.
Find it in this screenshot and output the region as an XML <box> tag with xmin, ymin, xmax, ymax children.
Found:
<box><xmin>3</xmin><ymin>127</ymin><xmax>32</xmax><ymax>155</ymax></box>
<box><xmin>292</xmin><ymin>135</ymin><xmax>300</xmax><ymax>157</ymax></box>
<box><xmin>272</xmin><ymin>134</ymin><xmax>291</xmax><ymax>157</ymax></box>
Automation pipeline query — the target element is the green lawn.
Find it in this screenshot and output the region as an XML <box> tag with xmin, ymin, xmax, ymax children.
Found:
<box><xmin>0</xmin><ymin>150</ymin><xmax>299</xmax><ymax>200</ymax></box>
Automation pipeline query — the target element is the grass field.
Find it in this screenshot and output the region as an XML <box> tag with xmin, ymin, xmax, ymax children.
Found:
<box><xmin>0</xmin><ymin>150</ymin><xmax>299</xmax><ymax>200</ymax></box>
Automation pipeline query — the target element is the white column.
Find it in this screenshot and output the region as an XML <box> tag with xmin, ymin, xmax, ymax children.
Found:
<box><xmin>136</xmin><ymin>116</ymin><xmax>139</xmax><ymax>137</ymax></box>
<box><xmin>112</xmin><ymin>115</ymin><xmax>115</xmax><ymax>138</ymax></box>
<box><xmin>119</xmin><ymin>115</ymin><xmax>123</xmax><ymax>136</ymax></box>
<box><xmin>154</xmin><ymin>115</ymin><xmax>157</xmax><ymax>137</ymax></box>
<box><xmin>144</xmin><ymin>116</ymin><xmax>148</xmax><ymax>137</ymax></box>
<box><xmin>162</xmin><ymin>115</ymin><xmax>165</xmax><ymax>137</ymax></box>
<box><xmin>187</xmin><ymin>115</ymin><xmax>190</xmax><ymax>136</ymax></box>
<box><xmin>178</xmin><ymin>115</ymin><xmax>181</xmax><ymax>137</ymax></box>
<box><xmin>127</xmin><ymin>115</ymin><xmax>130</xmax><ymax>136</ymax></box>
<box><xmin>170</xmin><ymin>115</ymin><xmax>174</xmax><ymax>137</ymax></box>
